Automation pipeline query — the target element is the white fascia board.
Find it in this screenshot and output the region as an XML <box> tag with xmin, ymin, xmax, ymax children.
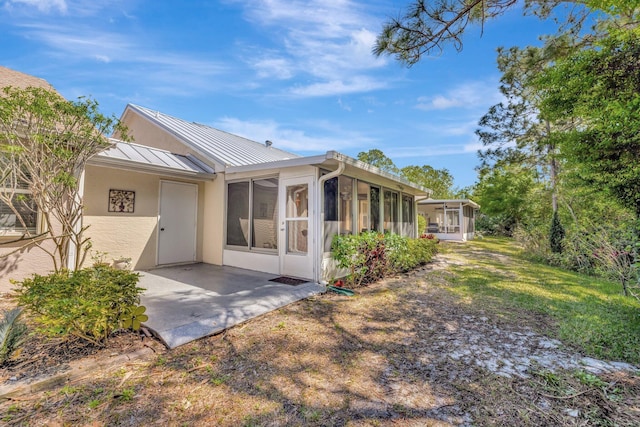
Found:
<box><xmin>419</xmin><ymin>199</ymin><xmax>481</xmax><ymax>209</ymax></box>
<box><xmin>225</xmin><ymin>150</ymin><xmax>432</xmax><ymax>196</ymax></box>
<box><xmin>325</xmin><ymin>151</ymin><xmax>432</xmax><ymax>195</ymax></box>
<box><xmin>224</xmin><ymin>153</ymin><xmax>331</xmax><ymax>174</ymax></box>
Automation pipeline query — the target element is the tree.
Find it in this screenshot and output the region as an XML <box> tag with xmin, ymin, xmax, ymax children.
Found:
<box><xmin>0</xmin><ymin>86</ymin><xmax>127</xmax><ymax>271</ymax></box>
<box><xmin>357</xmin><ymin>149</ymin><xmax>400</xmax><ymax>174</ymax></box>
<box><xmin>473</xmin><ymin>163</ymin><xmax>542</xmax><ymax>234</ymax></box>
<box><xmin>373</xmin><ymin>0</ymin><xmax>631</xmax><ymax>66</ymax></box>
<box><xmin>535</xmin><ymin>29</ymin><xmax>640</xmax><ymax>218</ymax></box>
<box><xmin>400</xmin><ymin>164</ymin><xmax>454</xmax><ymax>198</ymax></box>
<box><xmin>357</xmin><ymin>149</ymin><xmax>456</xmax><ymax>197</ymax></box>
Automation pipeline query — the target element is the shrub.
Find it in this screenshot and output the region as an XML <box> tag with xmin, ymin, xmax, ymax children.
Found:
<box><xmin>331</xmin><ymin>232</ymin><xmax>439</xmax><ymax>287</ymax></box>
<box><xmin>417</xmin><ymin>215</ymin><xmax>427</xmax><ymax>235</ymax></box>
<box><xmin>385</xmin><ymin>233</ymin><xmax>411</xmax><ymax>273</ymax></box>
<box><xmin>13</xmin><ymin>264</ymin><xmax>144</xmax><ymax>345</ymax></box>
<box><xmin>331</xmin><ymin>232</ymin><xmax>388</xmax><ymax>287</ymax></box>
<box><xmin>549</xmin><ymin>211</ymin><xmax>565</xmax><ymax>253</ymax></box>
<box><xmin>0</xmin><ymin>308</ymin><xmax>28</xmax><ymax>364</ymax></box>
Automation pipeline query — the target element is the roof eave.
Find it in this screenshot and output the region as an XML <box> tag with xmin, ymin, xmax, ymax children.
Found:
<box><xmin>419</xmin><ymin>199</ymin><xmax>480</xmax><ymax>209</ymax></box>
<box><xmin>226</xmin><ymin>151</ymin><xmax>432</xmax><ymax>196</ymax></box>
<box><xmin>88</xmin><ymin>156</ymin><xmax>216</xmax><ymax>181</ymax></box>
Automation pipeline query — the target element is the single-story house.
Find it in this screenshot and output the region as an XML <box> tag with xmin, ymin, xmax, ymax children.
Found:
<box><xmin>0</xmin><ymin>67</ymin><xmax>432</xmax><ymax>291</ymax></box>
<box><xmin>418</xmin><ymin>199</ymin><xmax>480</xmax><ymax>241</ymax></box>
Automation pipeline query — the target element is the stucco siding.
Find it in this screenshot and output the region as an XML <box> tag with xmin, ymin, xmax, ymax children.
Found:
<box><xmin>83</xmin><ymin>165</ymin><xmax>205</xmax><ymax>270</ymax></box>
<box><xmin>202</xmin><ymin>177</ymin><xmax>224</xmax><ymax>265</ymax></box>
<box><xmin>0</xmin><ymin>240</ymin><xmax>58</xmax><ymax>292</ymax></box>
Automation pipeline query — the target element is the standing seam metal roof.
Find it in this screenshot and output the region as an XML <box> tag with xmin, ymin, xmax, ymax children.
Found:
<box><xmin>126</xmin><ymin>104</ymin><xmax>299</xmax><ymax>167</ymax></box>
<box><xmin>93</xmin><ymin>139</ymin><xmax>215</xmax><ymax>176</ymax></box>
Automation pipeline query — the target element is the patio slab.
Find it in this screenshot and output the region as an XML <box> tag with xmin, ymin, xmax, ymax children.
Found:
<box><xmin>137</xmin><ymin>263</ymin><xmax>324</xmax><ymax>348</ymax></box>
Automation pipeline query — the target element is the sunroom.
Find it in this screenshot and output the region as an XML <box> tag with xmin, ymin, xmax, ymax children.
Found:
<box><xmin>222</xmin><ymin>151</ymin><xmax>431</xmax><ymax>284</ymax></box>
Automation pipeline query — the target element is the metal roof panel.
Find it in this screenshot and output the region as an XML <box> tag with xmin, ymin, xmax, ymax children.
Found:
<box><xmin>127</xmin><ymin>104</ymin><xmax>299</xmax><ymax>167</ymax></box>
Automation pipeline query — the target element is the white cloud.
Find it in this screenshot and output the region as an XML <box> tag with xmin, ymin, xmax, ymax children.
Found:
<box><xmin>6</xmin><ymin>0</ymin><xmax>67</xmax><ymax>13</ymax></box>
<box><xmin>252</xmin><ymin>56</ymin><xmax>294</xmax><ymax>80</ymax></box>
<box><xmin>236</xmin><ymin>0</ymin><xmax>389</xmax><ymax>96</ymax></box>
<box><xmin>416</xmin><ymin>81</ymin><xmax>503</xmax><ymax>111</ymax></box>
<box><xmin>213</xmin><ymin>116</ymin><xmax>373</xmax><ymax>153</ymax></box>
<box><xmin>291</xmin><ymin>77</ymin><xmax>387</xmax><ymax>97</ymax></box>
<box><xmin>386</xmin><ymin>141</ymin><xmax>480</xmax><ymax>159</ymax></box>
<box><xmin>337</xmin><ymin>98</ymin><xmax>351</xmax><ymax>112</ymax></box>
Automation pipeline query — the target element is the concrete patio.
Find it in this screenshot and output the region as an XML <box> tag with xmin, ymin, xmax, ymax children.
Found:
<box><xmin>137</xmin><ymin>263</ymin><xmax>324</xmax><ymax>348</ymax></box>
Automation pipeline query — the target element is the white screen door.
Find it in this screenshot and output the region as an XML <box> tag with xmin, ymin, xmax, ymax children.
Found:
<box><xmin>279</xmin><ymin>176</ymin><xmax>314</xmax><ymax>279</ymax></box>
<box><xmin>158</xmin><ymin>181</ymin><xmax>197</xmax><ymax>265</ymax></box>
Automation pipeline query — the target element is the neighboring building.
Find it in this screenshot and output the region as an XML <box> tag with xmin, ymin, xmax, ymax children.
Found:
<box><xmin>0</xmin><ymin>67</ymin><xmax>63</xmax><ymax>287</ymax></box>
<box><xmin>0</xmin><ymin>67</ymin><xmax>431</xmax><ymax>290</ymax></box>
<box><xmin>418</xmin><ymin>199</ymin><xmax>480</xmax><ymax>241</ymax></box>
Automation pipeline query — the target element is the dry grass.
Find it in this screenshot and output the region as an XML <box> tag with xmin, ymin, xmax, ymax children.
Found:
<box><xmin>2</xmin><ymin>241</ymin><xmax>639</xmax><ymax>426</ymax></box>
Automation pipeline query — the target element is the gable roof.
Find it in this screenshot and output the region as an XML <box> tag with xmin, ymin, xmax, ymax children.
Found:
<box><xmin>0</xmin><ymin>66</ymin><xmax>57</xmax><ymax>92</ymax></box>
<box><xmin>123</xmin><ymin>104</ymin><xmax>299</xmax><ymax>168</ymax></box>
<box><xmin>89</xmin><ymin>139</ymin><xmax>215</xmax><ymax>180</ymax></box>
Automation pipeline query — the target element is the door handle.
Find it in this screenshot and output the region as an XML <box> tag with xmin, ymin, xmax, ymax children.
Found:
<box><xmin>160</xmin><ymin>227</ymin><xmax>165</xmax><ymax>231</ymax></box>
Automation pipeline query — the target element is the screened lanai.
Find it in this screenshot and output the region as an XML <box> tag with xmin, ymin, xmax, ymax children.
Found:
<box><xmin>418</xmin><ymin>199</ymin><xmax>480</xmax><ymax>241</ymax></box>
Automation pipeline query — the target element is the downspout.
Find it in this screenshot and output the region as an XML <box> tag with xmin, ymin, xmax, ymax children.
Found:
<box><xmin>315</xmin><ymin>161</ymin><xmax>345</xmax><ymax>285</ymax></box>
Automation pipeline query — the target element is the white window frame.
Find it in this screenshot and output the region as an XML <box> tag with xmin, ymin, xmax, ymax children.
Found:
<box><xmin>0</xmin><ymin>187</ymin><xmax>39</xmax><ymax>236</ymax></box>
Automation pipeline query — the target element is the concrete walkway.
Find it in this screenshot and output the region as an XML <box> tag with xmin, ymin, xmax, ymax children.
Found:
<box><xmin>137</xmin><ymin>264</ymin><xmax>324</xmax><ymax>348</ymax></box>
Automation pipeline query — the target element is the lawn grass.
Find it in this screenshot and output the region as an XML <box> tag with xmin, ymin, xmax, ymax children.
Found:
<box><xmin>443</xmin><ymin>237</ymin><xmax>640</xmax><ymax>364</ymax></box>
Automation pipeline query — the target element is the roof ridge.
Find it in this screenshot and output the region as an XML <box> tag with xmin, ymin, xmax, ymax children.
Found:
<box><xmin>125</xmin><ymin>104</ymin><xmax>300</xmax><ymax>167</ymax></box>
<box><xmin>128</xmin><ymin>103</ymin><xmax>295</xmax><ymax>156</ymax></box>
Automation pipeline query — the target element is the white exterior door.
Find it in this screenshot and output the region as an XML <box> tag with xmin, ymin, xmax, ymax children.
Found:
<box><xmin>279</xmin><ymin>176</ymin><xmax>314</xmax><ymax>279</ymax></box>
<box><xmin>158</xmin><ymin>181</ymin><xmax>197</xmax><ymax>265</ymax></box>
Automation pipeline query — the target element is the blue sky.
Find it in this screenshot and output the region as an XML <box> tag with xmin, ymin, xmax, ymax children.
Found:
<box><xmin>1</xmin><ymin>0</ymin><xmax>560</xmax><ymax>188</ymax></box>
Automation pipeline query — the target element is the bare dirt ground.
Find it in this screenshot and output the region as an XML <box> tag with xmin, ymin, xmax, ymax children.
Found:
<box><xmin>1</xmin><ymin>244</ymin><xmax>639</xmax><ymax>426</ymax></box>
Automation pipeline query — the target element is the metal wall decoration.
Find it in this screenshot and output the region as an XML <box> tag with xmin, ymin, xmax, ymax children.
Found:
<box><xmin>108</xmin><ymin>189</ymin><xmax>135</xmax><ymax>213</ymax></box>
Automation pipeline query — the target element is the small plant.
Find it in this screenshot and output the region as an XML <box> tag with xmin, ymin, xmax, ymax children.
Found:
<box><xmin>117</xmin><ymin>388</ymin><xmax>136</xmax><ymax>402</ymax></box>
<box><xmin>13</xmin><ymin>264</ymin><xmax>143</xmax><ymax>345</ymax></box>
<box><xmin>209</xmin><ymin>372</ymin><xmax>230</xmax><ymax>386</ymax></box>
<box><xmin>88</xmin><ymin>399</ymin><xmax>102</xmax><ymax>409</ymax></box>
<box><xmin>119</xmin><ymin>305</ymin><xmax>149</xmax><ymax>331</ymax></box>
<box><xmin>0</xmin><ymin>307</ymin><xmax>28</xmax><ymax>364</ymax></box>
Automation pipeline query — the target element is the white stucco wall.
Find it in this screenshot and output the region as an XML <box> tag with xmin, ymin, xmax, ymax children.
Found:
<box><xmin>83</xmin><ymin>165</ymin><xmax>205</xmax><ymax>270</ymax></box>
<box><xmin>0</xmin><ymin>236</ymin><xmax>58</xmax><ymax>293</ymax></box>
<box><xmin>202</xmin><ymin>176</ymin><xmax>224</xmax><ymax>266</ymax></box>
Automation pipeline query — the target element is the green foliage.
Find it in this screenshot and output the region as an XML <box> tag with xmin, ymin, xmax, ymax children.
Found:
<box><xmin>0</xmin><ymin>86</ymin><xmax>130</xmax><ymax>272</ymax></box>
<box><xmin>331</xmin><ymin>232</ymin><xmax>388</xmax><ymax>287</ymax></box>
<box><xmin>417</xmin><ymin>214</ymin><xmax>426</xmax><ymax>235</ymax></box>
<box><xmin>451</xmin><ymin>237</ymin><xmax>640</xmax><ymax>364</ymax></box>
<box><xmin>356</xmin><ymin>149</ymin><xmax>457</xmax><ymax>198</ymax></box>
<box><xmin>331</xmin><ymin>232</ymin><xmax>438</xmax><ymax>287</ymax></box>
<box><xmin>0</xmin><ymin>307</ymin><xmax>28</xmax><ymax>364</ymax></box>
<box><xmin>119</xmin><ymin>305</ymin><xmax>149</xmax><ymax>331</ymax></box>
<box><xmin>536</xmin><ymin>28</ymin><xmax>640</xmax><ymax>218</ymax></box>
<box><xmin>474</xmin><ymin>164</ymin><xmax>542</xmax><ymax>235</ymax></box>
<box><xmin>400</xmin><ymin>164</ymin><xmax>454</xmax><ymax>199</ymax></box>
<box><xmin>356</xmin><ymin>149</ymin><xmax>400</xmax><ymax>174</ymax></box>
<box><xmin>549</xmin><ymin>211</ymin><xmax>565</xmax><ymax>253</ymax></box>
<box><xmin>14</xmin><ymin>264</ymin><xmax>143</xmax><ymax>345</ymax></box>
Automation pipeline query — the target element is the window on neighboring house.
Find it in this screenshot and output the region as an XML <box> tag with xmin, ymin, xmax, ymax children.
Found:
<box><xmin>226</xmin><ymin>178</ymin><xmax>278</xmax><ymax>251</ymax></box>
<box><xmin>0</xmin><ymin>190</ymin><xmax>38</xmax><ymax>234</ymax></box>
